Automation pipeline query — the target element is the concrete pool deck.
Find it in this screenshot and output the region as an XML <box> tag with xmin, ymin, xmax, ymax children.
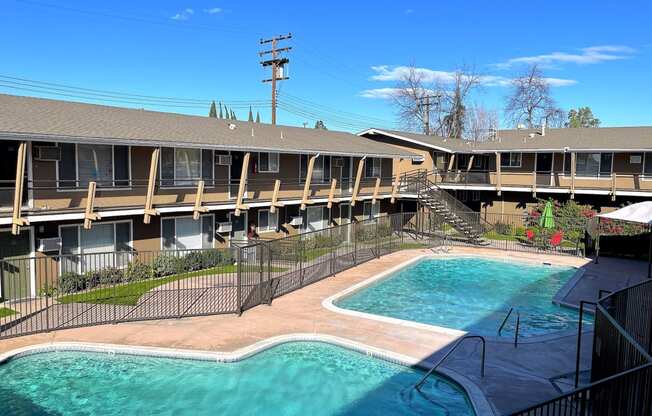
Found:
<box><xmin>0</xmin><ymin>247</ymin><xmax>647</xmax><ymax>415</ymax></box>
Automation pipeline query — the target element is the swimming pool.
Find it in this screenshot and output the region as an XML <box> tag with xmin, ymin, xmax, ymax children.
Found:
<box><xmin>334</xmin><ymin>256</ymin><xmax>585</xmax><ymax>338</ymax></box>
<box><xmin>0</xmin><ymin>342</ymin><xmax>475</xmax><ymax>416</ymax></box>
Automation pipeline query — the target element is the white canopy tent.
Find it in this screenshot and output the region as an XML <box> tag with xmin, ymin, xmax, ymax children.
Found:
<box><xmin>596</xmin><ymin>201</ymin><xmax>652</xmax><ymax>278</ymax></box>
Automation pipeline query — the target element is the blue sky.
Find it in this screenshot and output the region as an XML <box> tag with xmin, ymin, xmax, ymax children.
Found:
<box><xmin>2</xmin><ymin>0</ymin><xmax>651</xmax><ymax>132</ymax></box>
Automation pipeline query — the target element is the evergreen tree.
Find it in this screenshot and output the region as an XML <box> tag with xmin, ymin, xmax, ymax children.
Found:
<box><xmin>208</xmin><ymin>101</ymin><xmax>217</xmax><ymax>118</ymax></box>
<box><xmin>314</xmin><ymin>120</ymin><xmax>328</xmax><ymax>130</ymax></box>
<box><xmin>248</xmin><ymin>106</ymin><xmax>254</xmax><ymax>122</ymax></box>
<box><xmin>218</xmin><ymin>102</ymin><xmax>223</xmax><ymax>119</ymax></box>
<box><xmin>230</xmin><ymin>110</ymin><xmax>237</xmax><ymax>120</ymax></box>
<box><xmin>223</xmin><ymin>105</ymin><xmax>229</xmax><ymax>120</ymax></box>
<box><xmin>255</xmin><ymin>111</ymin><xmax>261</xmax><ymax>123</ymax></box>
<box><xmin>565</xmin><ymin>107</ymin><xmax>600</xmax><ymax>128</ymax></box>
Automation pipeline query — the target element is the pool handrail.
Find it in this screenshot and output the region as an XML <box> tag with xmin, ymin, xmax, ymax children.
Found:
<box><xmin>414</xmin><ymin>335</ymin><xmax>486</xmax><ymax>391</ymax></box>
<box><xmin>498</xmin><ymin>307</ymin><xmax>521</xmax><ymax>347</ymax></box>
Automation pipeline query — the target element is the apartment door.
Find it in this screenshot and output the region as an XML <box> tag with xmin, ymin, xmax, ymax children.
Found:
<box><xmin>340</xmin><ymin>157</ymin><xmax>352</xmax><ymax>194</ymax></box>
<box><xmin>0</xmin><ymin>229</ymin><xmax>32</xmax><ymax>301</ymax></box>
<box><xmin>229</xmin><ymin>151</ymin><xmax>247</xmax><ymax>199</ymax></box>
<box><xmin>536</xmin><ymin>153</ymin><xmax>553</xmax><ymax>186</ymax></box>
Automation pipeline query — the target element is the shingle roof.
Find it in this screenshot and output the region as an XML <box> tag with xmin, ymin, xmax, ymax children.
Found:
<box><xmin>0</xmin><ymin>94</ymin><xmax>420</xmax><ymax>160</ymax></box>
<box><xmin>360</xmin><ymin>127</ymin><xmax>652</xmax><ymax>153</ymax></box>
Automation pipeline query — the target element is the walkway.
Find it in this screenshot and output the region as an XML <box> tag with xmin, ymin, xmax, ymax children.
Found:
<box><xmin>0</xmin><ymin>247</ymin><xmax>639</xmax><ymax>415</ymax></box>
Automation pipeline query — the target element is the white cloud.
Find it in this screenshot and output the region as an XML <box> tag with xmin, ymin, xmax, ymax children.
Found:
<box><xmin>204</xmin><ymin>7</ymin><xmax>223</xmax><ymax>14</ymax></box>
<box><xmin>171</xmin><ymin>8</ymin><xmax>194</xmax><ymax>21</ymax></box>
<box><xmin>361</xmin><ymin>65</ymin><xmax>576</xmax><ymax>99</ymax></box>
<box><xmin>404</xmin><ymin>9</ymin><xmax>414</xmax><ymax>15</ymax></box>
<box><xmin>494</xmin><ymin>45</ymin><xmax>635</xmax><ymax>69</ymax></box>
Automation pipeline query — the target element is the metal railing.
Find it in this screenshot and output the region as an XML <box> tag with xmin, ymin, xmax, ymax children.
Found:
<box><xmin>510</xmin><ymin>280</ymin><xmax>652</xmax><ymax>415</ymax></box>
<box><xmin>498</xmin><ymin>307</ymin><xmax>521</xmax><ymax>347</ymax></box>
<box><xmin>0</xmin><ymin>212</ymin><xmax>443</xmax><ymax>339</ymax></box>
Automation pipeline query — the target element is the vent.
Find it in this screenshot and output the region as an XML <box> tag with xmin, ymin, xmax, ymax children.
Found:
<box><xmin>34</xmin><ymin>146</ymin><xmax>62</xmax><ymax>161</ymax></box>
<box><xmin>217</xmin><ymin>155</ymin><xmax>232</xmax><ymax>166</ymax></box>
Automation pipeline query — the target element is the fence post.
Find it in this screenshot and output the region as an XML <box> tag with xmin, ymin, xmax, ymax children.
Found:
<box><xmin>299</xmin><ymin>233</ymin><xmax>304</xmax><ymax>287</ymax></box>
<box><xmin>330</xmin><ymin>226</ymin><xmax>335</xmax><ymax>276</ymax></box>
<box><xmin>177</xmin><ymin>258</ymin><xmax>182</xmax><ymax>319</ymax></box>
<box><xmin>258</xmin><ymin>243</ymin><xmax>264</xmax><ymax>306</ymax></box>
<box><xmin>236</xmin><ymin>247</ymin><xmax>242</xmax><ymax>316</ymax></box>
<box><xmin>375</xmin><ymin>217</ymin><xmax>380</xmax><ymax>258</ymax></box>
<box><xmin>353</xmin><ymin>221</ymin><xmax>358</xmax><ymax>265</ymax></box>
<box><xmin>267</xmin><ymin>243</ymin><xmax>272</xmax><ymax>305</ymax></box>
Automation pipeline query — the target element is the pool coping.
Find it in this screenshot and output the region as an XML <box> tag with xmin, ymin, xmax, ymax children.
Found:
<box><xmin>0</xmin><ymin>334</ymin><xmax>494</xmax><ymax>416</ymax></box>
<box><xmin>323</xmin><ymin>252</ymin><xmax>590</xmax><ymax>345</ymax></box>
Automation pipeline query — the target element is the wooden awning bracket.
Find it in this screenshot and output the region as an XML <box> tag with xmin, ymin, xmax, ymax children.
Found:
<box><xmin>11</xmin><ymin>142</ymin><xmax>28</xmax><ymax>235</ymax></box>
<box><xmin>83</xmin><ymin>181</ymin><xmax>101</xmax><ymax>229</ymax></box>
<box><xmin>371</xmin><ymin>177</ymin><xmax>381</xmax><ymax>205</ymax></box>
<box><xmin>327</xmin><ymin>178</ymin><xmax>339</xmax><ymax>209</ymax></box>
<box><xmin>234</xmin><ymin>152</ymin><xmax>251</xmax><ymax>217</ymax></box>
<box><xmin>495</xmin><ymin>152</ymin><xmax>502</xmax><ymax>196</ymax></box>
<box><xmin>144</xmin><ymin>148</ymin><xmax>160</xmax><ymax>224</ymax></box>
<box><xmin>270</xmin><ymin>179</ymin><xmax>285</xmax><ymax>214</ymax></box>
<box><xmin>192</xmin><ymin>180</ymin><xmax>209</xmax><ymax>220</ymax></box>
<box><xmin>300</xmin><ymin>154</ymin><xmax>318</xmax><ymax>210</ymax></box>
<box><xmin>350</xmin><ymin>157</ymin><xmax>365</xmax><ymax>207</ymax></box>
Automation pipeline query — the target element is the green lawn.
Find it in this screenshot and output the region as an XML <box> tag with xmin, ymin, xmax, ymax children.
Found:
<box><xmin>483</xmin><ymin>231</ymin><xmax>520</xmax><ymax>242</ymax></box>
<box><xmin>57</xmin><ymin>264</ymin><xmax>287</xmax><ymax>306</ymax></box>
<box><xmin>0</xmin><ymin>307</ymin><xmax>17</xmax><ymax>318</ymax></box>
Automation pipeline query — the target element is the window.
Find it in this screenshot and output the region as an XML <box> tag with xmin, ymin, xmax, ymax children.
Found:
<box><xmin>500</xmin><ymin>152</ymin><xmax>522</xmax><ymax>168</ymax></box>
<box><xmin>258</xmin><ymin>153</ymin><xmax>279</xmax><ymax>173</ymax></box>
<box><xmin>161</xmin><ymin>215</ymin><xmax>214</xmax><ymax>250</ymax></box>
<box><xmin>365</xmin><ymin>158</ymin><xmax>382</xmax><ymax>178</ymax></box>
<box><xmin>59</xmin><ymin>221</ymin><xmax>132</xmax><ymax>273</ymax></box>
<box><xmin>564</xmin><ymin>153</ymin><xmax>613</xmax><ymax>177</ymax></box>
<box><xmin>305</xmin><ymin>205</ymin><xmax>329</xmax><ymax>232</ymax></box>
<box><xmin>300</xmin><ymin>155</ymin><xmax>331</xmax><ymax>183</ymax></box>
<box><xmin>160</xmin><ymin>147</ymin><xmax>214</xmax><ymax>187</ymax></box>
<box><xmin>257</xmin><ymin>209</ymin><xmax>278</xmax><ymax>233</ymax></box>
<box><xmin>363</xmin><ymin>201</ymin><xmax>380</xmax><ymax>220</ymax></box>
<box><xmin>58</xmin><ymin>144</ymin><xmax>130</xmax><ymax>188</ymax></box>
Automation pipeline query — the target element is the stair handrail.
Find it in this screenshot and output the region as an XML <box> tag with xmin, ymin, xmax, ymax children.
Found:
<box><xmin>414</xmin><ymin>335</ymin><xmax>486</xmax><ymax>390</ymax></box>
<box><xmin>497</xmin><ymin>307</ymin><xmax>521</xmax><ymax>347</ymax></box>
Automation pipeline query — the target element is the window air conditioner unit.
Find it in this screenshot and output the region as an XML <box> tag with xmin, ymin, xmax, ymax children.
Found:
<box><xmin>332</xmin><ymin>157</ymin><xmax>343</xmax><ymax>167</ymax></box>
<box><xmin>217</xmin><ymin>155</ymin><xmax>232</xmax><ymax>166</ymax></box>
<box><xmin>289</xmin><ymin>216</ymin><xmax>303</xmax><ymax>226</ymax></box>
<box><xmin>38</xmin><ymin>237</ymin><xmax>61</xmax><ymax>252</ymax></box>
<box><xmin>34</xmin><ymin>146</ymin><xmax>62</xmax><ymax>161</ymax></box>
<box><xmin>630</xmin><ymin>155</ymin><xmax>642</xmax><ymax>164</ymax></box>
<box><xmin>217</xmin><ymin>222</ymin><xmax>233</xmax><ymax>233</ymax></box>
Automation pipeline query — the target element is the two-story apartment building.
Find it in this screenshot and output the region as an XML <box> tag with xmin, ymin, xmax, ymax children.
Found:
<box><xmin>359</xmin><ymin>127</ymin><xmax>652</xmax><ymax>216</ymax></box>
<box><xmin>0</xmin><ymin>94</ymin><xmax>421</xmax><ymax>298</ymax></box>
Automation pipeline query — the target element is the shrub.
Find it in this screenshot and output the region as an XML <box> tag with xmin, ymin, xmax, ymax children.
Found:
<box><xmin>152</xmin><ymin>254</ymin><xmax>183</xmax><ymax>277</ymax></box>
<box><xmin>84</xmin><ymin>270</ymin><xmax>101</xmax><ymax>289</ymax></box>
<box><xmin>514</xmin><ymin>226</ymin><xmax>526</xmax><ymax>237</ymax></box>
<box><xmin>98</xmin><ymin>267</ymin><xmax>125</xmax><ymax>285</ymax></box>
<box><xmin>39</xmin><ymin>285</ymin><xmax>58</xmax><ymax>297</ymax></box>
<box><xmin>182</xmin><ymin>251</ymin><xmax>204</xmax><ymax>271</ymax></box>
<box><xmin>123</xmin><ymin>261</ymin><xmax>154</xmax><ymax>282</ymax></box>
<box><xmin>493</xmin><ymin>221</ymin><xmax>513</xmax><ymax>235</ymax></box>
<box><xmin>201</xmin><ymin>249</ymin><xmax>232</xmax><ymax>268</ymax></box>
<box><xmin>58</xmin><ymin>271</ymin><xmax>87</xmax><ymax>294</ymax></box>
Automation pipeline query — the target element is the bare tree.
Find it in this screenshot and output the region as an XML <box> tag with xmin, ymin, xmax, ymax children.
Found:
<box><xmin>466</xmin><ymin>103</ymin><xmax>499</xmax><ymax>141</ymax></box>
<box><xmin>504</xmin><ymin>64</ymin><xmax>564</xmax><ymax>129</ymax></box>
<box><xmin>392</xmin><ymin>65</ymin><xmax>481</xmax><ymax>138</ymax></box>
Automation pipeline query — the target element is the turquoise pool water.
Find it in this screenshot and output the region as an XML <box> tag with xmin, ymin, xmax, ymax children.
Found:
<box><xmin>336</xmin><ymin>257</ymin><xmax>585</xmax><ymax>338</ymax></box>
<box><xmin>0</xmin><ymin>342</ymin><xmax>475</xmax><ymax>416</ymax></box>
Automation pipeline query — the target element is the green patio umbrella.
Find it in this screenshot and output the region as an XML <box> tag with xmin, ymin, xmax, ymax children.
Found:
<box><xmin>539</xmin><ymin>201</ymin><xmax>555</xmax><ymax>229</ymax></box>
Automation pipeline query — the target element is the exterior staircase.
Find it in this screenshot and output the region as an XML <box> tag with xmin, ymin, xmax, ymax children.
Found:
<box><xmin>401</xmin><ymin>170</ymin><xmax>491</xmax><ymax>245</ymax></box>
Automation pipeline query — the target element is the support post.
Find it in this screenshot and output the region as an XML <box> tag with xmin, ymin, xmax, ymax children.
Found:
<box><xmin>300</xmin><ymin>155</ymin><xmax>317</xmax><ymax>210</ymax></box>
<box><xmin>532</xmin><ymin>171</ymin><xmax>537</xmax><ymax>197</ymax></box>
<box><xmin>11</xmin><ymin>141</ymin><xmax>28</xmax><ymax>235</ymax></box>
<box><xmin>235</xmin><ymin>152</ymin><xmax>251</xmax><ymax>216</ymax></box>
<box><xmin>270</xmin><ymin>179</ymin><xmax>284</xmax><ymax>214</ymax></box>
<box><xmin>327</xmin><ymin>178</ymin><xmax>338</xmax><ymax>209</ymax></box>
<box><xmin>371</xmin><ymin>177</ymin><xmax>381</xmax><ymax>205</ymax></box>
<box><xmin>350</xmin><ymin>158</ymin><xmax>365</xmax><ymax>207</ymax></box>
<box><xmin>466</xmin><ymin>155</ymin><xmax>475</xmax><ymax>171</ymax></box>
<box><xmin>192</xmin><ymin>180</ymin><xmax>209</xmax><ymax>220</ymax></box>
<box><xmin>611</xmin><ymin>173</ymin><xmax>617</xmax><ymax>202</ymax></box>
<box><xmin>447</xmin><ymin>154</ymin><xmax>456</xmax><ymax>171</ymax></box>
<box><xmin>83</xmin><ymin>181</ymin><xmax>100</xmax><ymax>229</ymax></box>
<box><xmin>495</xmin><ymin>152</ymin><xmax>502</xmax><ymax>196</ymax></box>
<box><xmin>570</xmin><ymin>152</ymin><xmax>576</xmax><ymax>199</ymax></box>
<box><xmin>144</xmin><ymin>148</ymin><xmax>160</xmax><ymax>224</ymax></box>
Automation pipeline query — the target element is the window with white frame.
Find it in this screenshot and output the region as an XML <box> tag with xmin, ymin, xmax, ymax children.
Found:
<box><xmin>364</xmin><ymin>158</ymin><xmax>382</xmax><ymax>178</ymax></box>
<box><xmin>363</xmin><ymin>201</ymin><xmax>380</xmax><ymax>220</ymax></box>
<box><xmin>500</xmin><ymin>152</ymin><xmax>522</xmax><ymax>168</ymax></box>
<box><xmin>60</xmin><ymin>220</ymin><xmax>132</xmax><ymax>273</ymax></box>
<box><xmin>564</xmin><ymin>153</ymin><xmax>612</xmax><ymax>177</ymax></box>
<box><xmin>161</xmin><ymin>215</ymin><xmax>214</xmax><ymax>250</ymax></box>
<box><xmin>58</xmin><ymin>143</ymin><xmax>130</xmax><ymax>188</ymax></box>
<box><xmin>257</xmin><ymin>209</ymin><xmax>278</xmax><ymax>233</ymax></box>
<box><xmin>300</xmin><ymin>155</ymin><xmax>331</xmax><ymax>183</ymax></box>
<box><xmin>160</xmin><ymin>147</ymin><xmax>214</xmax><ymax>187</ymax></box>
<box><xmin>258</xmin><ymin>152</ymin><xmax>279</xmax><ymax>173</ymax></box>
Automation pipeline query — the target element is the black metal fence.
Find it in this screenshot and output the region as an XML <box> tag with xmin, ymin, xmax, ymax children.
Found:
<box><xmin>0</xmin><ymin>212</ymin><xmax>441</xmax><ymax>340</ymax></box>
<box><xmin>510</xmin><ymin>280</ymin><xmax>652</xmax><ymax>416</ymax></box>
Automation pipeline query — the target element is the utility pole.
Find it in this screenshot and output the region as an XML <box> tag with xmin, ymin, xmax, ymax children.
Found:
<box><xmin>416</xmin><ymin>95</ymin><xmax>440</xmax><ymax>135</ymax></box>
<box><xmin>260</xmin><ymin>33</ymin><xmax>292</xmax><ymax>125</ymax></box>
